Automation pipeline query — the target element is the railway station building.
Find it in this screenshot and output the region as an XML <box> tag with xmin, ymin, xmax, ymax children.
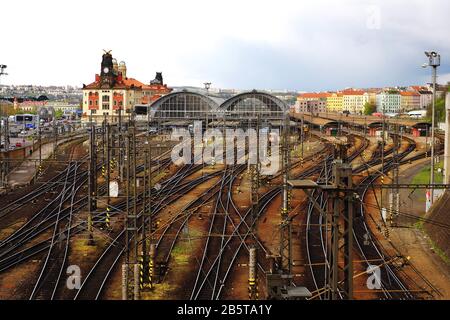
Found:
<box><xmin>81</xmin><ymin>51</ymin><xmax>172</xmax><ymax>123</ymax></box>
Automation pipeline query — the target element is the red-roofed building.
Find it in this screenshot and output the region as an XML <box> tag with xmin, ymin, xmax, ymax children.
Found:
<box><xmin>297</xmin><ymin>92</ymin><xmax>331</xmax><ymax>100</ymax></box>
<box><xmin>82</xmin><ymin>51</ymin><xmax>172</xmax><ymax>122</ymax></box>
<box><xmin>295</xmin><ymin>92</ymin><xmax>330</xmax><ymax>114</ymax></box>
<box><xmin>407</xmin><ymin>86</ymin><xmax>432</xmax><ymax>109</ymax></box>
<box><xmin>400</xmin><ymin>91</ymin><xmax>420</xmax><ymax>111</ymax></box>
<box><xmin>408</xmin><ymin>85</ymin><xmax>425</xmax><ymax>92</ymax></box>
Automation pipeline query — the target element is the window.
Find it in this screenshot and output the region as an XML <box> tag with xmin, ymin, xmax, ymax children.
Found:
<box><xmin>102</xmin><ymin>103</ymin><xmax>109</xmax><ymax>110</ymax></box>
<box><xmin>102</xmin><ymin>95</ymin><xmax>110</xmax><ymax>102</ymax></box>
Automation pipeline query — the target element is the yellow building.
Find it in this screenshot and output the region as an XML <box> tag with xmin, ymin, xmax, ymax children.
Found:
<box><xmin>342</xmin><ymin>90</ymin><xmax>369</xmax><ymax>114</ymax></box>
<box><xmin>326</xmin><ymin>92</ymin><xmax>343</xmax><ymax>112</ymax></box>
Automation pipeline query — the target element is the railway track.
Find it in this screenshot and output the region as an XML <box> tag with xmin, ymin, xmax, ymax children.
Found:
<box><xmin>72</xmin><ymin>161</ymin><xmax>226</xmax><ymax>299</ymax></box>
<box><xmin>303</xmin><ymin>131</ymin><xmax>442</xmax><ymax>300</ymax></box>
<box><xmin>304</xmin><ymin>133</ymin><xmax>369</xmax><ymax>299</ymax></box>
<box><xmin>1</xmin><ymin>126</ymin><xmax>443</xmax><ymax>300</ymax></box>
<box><xmin>29</xmin><ymin>160</ymin><xmax>80</xmax><ymax>300</ymax></box>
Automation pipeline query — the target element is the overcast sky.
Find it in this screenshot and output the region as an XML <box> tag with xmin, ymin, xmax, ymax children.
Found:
<box><xmin>0</xmin><ymin>0</ymin><xmax>449</xmax><ymax>91</ymax></box>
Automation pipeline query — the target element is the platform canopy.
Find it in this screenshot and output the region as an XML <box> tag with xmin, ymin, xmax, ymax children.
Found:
<box><xmin>291</xmin><ymin>113</ymin><xmax>340</xmax><ymax>128</ymax></box>
<box><xmin>312</xmin><ymin>112</ymin><xmax>431</xmax><ymax>129</ymax></box>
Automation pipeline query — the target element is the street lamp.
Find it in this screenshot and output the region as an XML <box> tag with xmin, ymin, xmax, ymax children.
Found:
<box><xmin>0</xmin><ymin>65</ymin><xmax>7</xmax><ymax>77</ymax></box>
<box><xmin>0</xmin><ymin>64</ymin><xmax>8</xmax><ymax>188</ymax></box>
<box><xmin>0</xmin><ymin>64</ymin><xmax>7</xmax><ymax>116</ymax></box>
<box><xmin>423</xmin><ymin>51</ymin><xmax>440</xmax><ymax>206</ymax></box>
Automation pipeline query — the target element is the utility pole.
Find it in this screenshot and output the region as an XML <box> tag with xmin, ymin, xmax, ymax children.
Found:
<box><xmin>38</xmin><ymin>125</ymin><xmax>42</xmax><ymax>176</ymax></box>
<box><xmin>53</xmin><ymin>116</ymin><xmax>58</xmax><ymax>160</ymax></box>
<box><xmin>0</xmin><ymin>115</ymin><xmax>4</xmax><ymax>189</ymax></box>
<box><xmin>105</xmin><ymin>119</ymin><xmax>111</xmax><ymax>229</ymax></box>
<box><xmin>141</xmin><ymin>138</ymin><xmax>149</xmax><ymax>289</ymax></box>
<box><xmin>132</xmin><ymin>121</ymin><xmax>139</xmax><ymax>300</ymax></box>
<box><xmin>287</xmin><ymin>143</ymin><xmax>353</xmax><ymax>300</ymax></box>
<box><xmin>381</xmin><ymin>104</ymin><xmax>386</xmax><ymax>214</ymax></box>
<box><xmin>444</xmin><ymin>91</ymin><xmax>450</xmax><ymax>185</ymax></box>
<box><xmin>423</xmin><ymin>51</ymin><xmax>440</xmax><ymax>206</ymax></box>
<box><xmin>123</xmin><ymin>130</ymin><xmax>131</xmax><ymax>300</ymax></box>
<box><xmin>300</xmin><ymin>113</ymin><xmax>304</xmax><ymax>165</ymax></box>
<box><xmin>0</xmin><ymin>64</ymin><xmax>7</xmax><ymax>188</ymax></box>
<box><xmin>147</xmin><ymin>131</ymin><xmax>155</xmax><ymax>288</ymax></box>
<box><xmin>389</xmin><ymin>122</ymin><xmax>400</xmax><ymax>226</ymax></box>
<box><xmin>87</xmin><ymin>116</ymin><xmax>96</xmax><ymax>245</ymax></box>
<box><xmin>326</xmin><ymin>144</ymin><xmax>353</xmax><ymax>300</ymax></box>
<box><xmin>280</xmin><ymin>112</ymin><xmax>292</xmax><ymax>275</ymax></box>
<box><xmin>123</xmin><ymin>116</ymin><xmax>140</xmax><ymax>300</ymax></box>
<box><xmin>118</xmin><ymin>104</ymin><xmax>123</xmax><ymax>181</ymax></box>
<box><xmin>248</xmin><ymin>113</ymin><xmax>260</xmax><ymax>300</ymax></box>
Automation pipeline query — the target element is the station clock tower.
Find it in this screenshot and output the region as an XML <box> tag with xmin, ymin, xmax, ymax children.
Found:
<box><xmin>100</xmin><ymin>50</ymin><xmax>116</xmax><ymax>87</ymax></box>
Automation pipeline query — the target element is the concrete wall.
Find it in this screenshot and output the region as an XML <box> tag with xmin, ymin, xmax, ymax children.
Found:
<box><xmin>425</xmin><ymin>190</ymin><xmax>450</xmax><ymax>259</ymax></box>
<box><xmin>0</xmin><ymin>133</ymin><xmax>85</xmax><ymax>171</ymax></box>
<box><xmin>0</xmin><ymin>145</ymin><xmax>34</xmax><ymax>170</ymax></box>
<box><xmin>444</xmin><ymin>92</ymin><xmax>450</xmax><ymax>184</ymax></box>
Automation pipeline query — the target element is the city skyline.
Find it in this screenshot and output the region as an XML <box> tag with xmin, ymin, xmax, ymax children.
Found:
<box><xmin>0</xmin><ymin>0</ymin><xmax>449</xmax><ymax>90</ymax></box>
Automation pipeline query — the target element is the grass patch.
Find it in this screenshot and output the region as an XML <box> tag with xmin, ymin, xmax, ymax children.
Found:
<box><xmin>413</xmin><ymin>221</ymin><xmax>424</xmax><ymax>231</ymax></box>
<box><xmin>411</xmin><ymin>160</ymin><xmax>444</xmax><ymax>201</ymax></box>
<box><xmin>411</xmin><ymin>161</ymin><xmax>444</xmax><ymax>185</ymax></box>
<box><xmin>170</xmin><ymin>226</ymin><xmax>203</xmax><ymax>265</ymax></box>
<box><xmin>141</xmin><ymin>282</ymin><xmax>177</xmax><ymax>300</ymax></box>
<box><xmin>430</xmin><ymin>239</ymin><xmax>450</xmax><ymax>265</ymax></box>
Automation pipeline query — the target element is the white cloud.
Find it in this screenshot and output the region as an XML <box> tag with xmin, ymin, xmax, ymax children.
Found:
<box><xmin>0</xmin><ymin>0</ymin><xmax>449</xmax><ymax>90</ymax></box>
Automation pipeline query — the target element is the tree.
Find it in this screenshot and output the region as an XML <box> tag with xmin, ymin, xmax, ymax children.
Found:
<box><xmin>426</xmin><ymin>84</ymin><xmax>449</xmax><ymax>122</ymax></box>
<box><xmin>54</xmin><ymin>109</ymin><xmax>64</xmax><ymax>119</ymax></box>
<box><xmin>363</xmin><ymin>102</ymin><xmax>376</xmax><ymax>115</ymax></box>
<box><xmin>426</xmin><ymin>97</ymin><xmax>445</xmax><ymax>122</ymax></box>
<box><xmin>0</xmin><ymin>104</ymin><xmax>15</xmax><ymax>117</ymax></box>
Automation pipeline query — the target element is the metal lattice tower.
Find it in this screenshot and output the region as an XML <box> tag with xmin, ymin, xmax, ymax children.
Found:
<box><xmin>325</xmin><ymin>143</ymin><xmax>354</xmax><ymax>300</ymax></box>
<box><xmin>248</xmin><ymin>114</ymin><xmax>260</xmax><ymax>300</ymax></box>
<box><xmin>280</xmin><ymin>112</ymin><xmax>292</xmax><ymax>275</ymax></box>
<box><xmin>123</xmin><ymin>121</ymin><xmax>140</xmax><ymax>300</ymax></box>
<box><xmin>390</xmin><ymin>122</ymin><xmax>400</xmax><ymax>226</ymax></box>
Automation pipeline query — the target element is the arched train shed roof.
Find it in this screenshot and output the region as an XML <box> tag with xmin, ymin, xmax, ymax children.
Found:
<box><xmin>218</xmin><ymin>90</ymin><xmax>287</xmax><ymax>119</ymax></box>
<box><xmin>150</xmin><ymin>90</ymin><xmax>221</xmax><ymax>119</ymax></box>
